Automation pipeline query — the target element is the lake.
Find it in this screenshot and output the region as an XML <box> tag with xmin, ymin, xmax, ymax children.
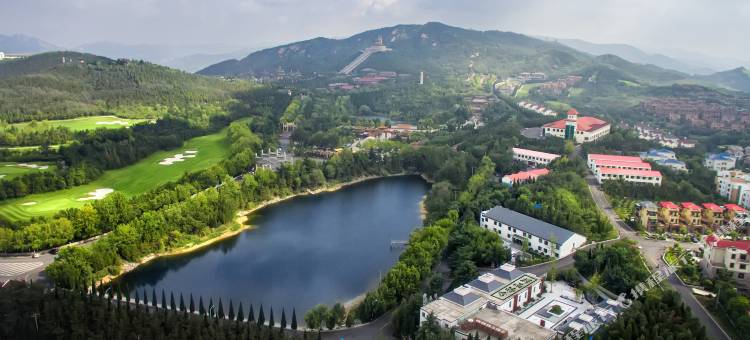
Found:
<box><xmin>115</xmin><ymin>175</ymin><xmax>429</xmax><ymax>316</ymax></box>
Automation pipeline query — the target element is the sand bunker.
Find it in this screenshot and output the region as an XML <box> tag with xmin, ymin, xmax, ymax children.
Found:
<box><xmin>21</xmin><ymin>201</ymin><xmax>37</xmax><ymax>206</ymax></box>
<box><xmin>77</xmin><ymin>188</ymin><xmax>114</xmax><ymax>201</ymax></box>
<box><xmin>96</xmin><ymin>120</ymin><xmax>130</xmax><ymax>126</ymax></box>
<box><xmin>8</xmin><ymin>163</ymin><xmax>49</xmax><ymax>170</ymax></box>
<box><xmin>159</xmin><ymin>151</ymin><xmax>198</xmax><ymax>165</ymax></box>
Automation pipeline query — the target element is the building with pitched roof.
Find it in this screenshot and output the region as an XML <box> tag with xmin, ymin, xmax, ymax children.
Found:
<box><xmin>680</xmin><ymin>202</ymin><xmax>703</xmax><ymax>230</ymax></box>
<box><xmin>705</xmin><ymin>152</ymin><xmax>737</xmax><ymax>172</ymax></box>
<box><xmin>639</xmin><ymin>148</ymin><xmax>687</xmax><ymax>171</ymax></box>
<box><xmin>588</xmin><ymin>154</ymin><xmax>662</xmax><ymax>185</ymax></box>
<box><xmin>541</xmin><ymin>109</ymin><xmax>610</xmax><ymax>144</ymax></box>
<box><xmin>658</xmin><ymin>201</ymin><xmax>680</xmax><ymax>230</ymax></box>
<box><xmin>512</xmin><ymin>147</ymin><xmax>561</xmax><ymax>166</ymax></box>
<box><xmin>635</xmin><ymin>201</ymin><xmax>659</xmax><ymax>230</ymax></box>
<box><xmin>480</xmin><ymin>206</ymin><xmax>587</xmax><ymax>259</ymax></box>
<box><xmin>702</xmin><ymin>235</ymin><xmax>750</xmax><ymax>289</ymax></box>
<box><xmin>702</xmin><ymin>203</ymin><xmax>725</xmax><ymax>229</ymax></box>
<box><xmin>501</xmin><ymin>168</ymin><xmax>550</xmax><ymax>186</ymax></box>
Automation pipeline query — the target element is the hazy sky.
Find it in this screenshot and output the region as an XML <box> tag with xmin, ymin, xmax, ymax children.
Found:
<box><xmin>1</xmin><ymin>0</ymin><xmax>748</xmax><ymax>60</ymax></box>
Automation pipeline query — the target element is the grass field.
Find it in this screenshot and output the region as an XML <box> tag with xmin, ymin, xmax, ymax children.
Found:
<box><xmin>0</xmin><ymin>129</ymin><xmax>231</xmax><ymax>221</ymax></box>
<box><xmin>544</xmin><ymin>100</ymin><xmax>572</xmax><ymax>112</ymax></box>
<box><xmin>10</xmin><ymin>116</ymin><xmax>150</xmax><ymax>132</ymax></box>
<box><xmin>0</xmin><ymin>162</ymin><xmax>55</xmax><ymax>180</ymax></box>
<box><xmin>514</xmin><ymin>83</ymin><xmax>542</xmax><ymax>98</ymax></box>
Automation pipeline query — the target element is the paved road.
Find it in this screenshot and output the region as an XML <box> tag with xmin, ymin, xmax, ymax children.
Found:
<box><xmin>322</xmin><ymin>311</ymin><xmax>395</xmax><ymax>340</ymax></box>
<box><xmin>0</xmin><ymin>251</ymin><xmax>54</xmax><ymax>284</ymax></box>
<box><xmin>585</xmin><ymin>175</ymin><xmax>730</xmax><ymax>340</ymax></box>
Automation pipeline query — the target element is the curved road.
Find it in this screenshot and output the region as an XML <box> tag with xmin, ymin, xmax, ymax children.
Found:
<box><xmin>586</xmin><ymin>175</ymin><xmax>730</xmax><ymax>340</ymax></box>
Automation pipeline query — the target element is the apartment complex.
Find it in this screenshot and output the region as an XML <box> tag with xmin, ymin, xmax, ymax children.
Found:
<box><xmin>480</xmin><ymin>206</ymin><xmax>587</xmax><ymax>259</ymax></box>
<box><xmin>512</xmin><ymin>147</ymin><xmax>561</xmax><ymax>166</ymax></box>
<box><xmin>635</xmin><ymin>201</ymin><xmax>747</xmax><ymax>232</ymax></box>
<box><xmin>587</xmin><ymin>154</ymin><xmax>662</xmax><ymax>185</ymax></box>
<box><xmin>542</xmin><ymin>109</ymin><xmax>610</xmax><ymax>144</ymax></box>
<box><xmin>639</xmin><ymin>148</ymin><xmax>687</xmax><ymax>172</ymax></box>
<box><xmin>501</xmin><ymin>168</ymin><xmax>550</xmax><ymax>187</ymax></box>
<box><xmin>716</xmin><ymin>170</ymin><xmax>750</xmax><ymax>209</ymax></box>
<box><xmin>705</xmin><ymin>152</ymin><xmax>737</xmax><ymax>172</ymax></box>
<box><xmin>702</xmin><ymin>235</ymin><xmax>750</xmax><ymax>289</ymax></box>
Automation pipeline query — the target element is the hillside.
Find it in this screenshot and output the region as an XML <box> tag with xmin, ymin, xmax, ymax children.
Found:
<box><xmin>200</xmin><ymin>22</ymin><xmax>596</xmax><ymax>78</ymax></box>
<box><xmin>0</xmin><ymin>51</ymin><xmax>246</xmax><ymax>122</ymax></box>
<box><xmin>697</xmin><ymin>67</ymin><xmax>750</xmax><ymax>93</ymax></box>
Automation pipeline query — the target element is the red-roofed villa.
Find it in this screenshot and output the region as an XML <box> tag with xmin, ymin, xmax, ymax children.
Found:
<box><xmin>702</xmin><ymin>234</ymin><xmax>750</xmax><ymax>289</ymax></box>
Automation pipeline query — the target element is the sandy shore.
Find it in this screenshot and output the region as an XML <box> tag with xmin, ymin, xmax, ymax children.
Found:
<box><xmin>98</xmin><ymin>173</ymin><xmax>415</xmax><ymax>286</ymax></box>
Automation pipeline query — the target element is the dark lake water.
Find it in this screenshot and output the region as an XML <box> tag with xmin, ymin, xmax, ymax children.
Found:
<box><xmin>116</xmin><ymin>175</ymin><xmax>429</xmax><ymax>316</ymax></box>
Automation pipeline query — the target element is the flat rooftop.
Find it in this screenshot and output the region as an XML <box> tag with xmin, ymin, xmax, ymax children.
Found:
<box><xmin>465</xmin><ymin>307</ymin><xmax>556</xmax><ymax>340</ymax></box>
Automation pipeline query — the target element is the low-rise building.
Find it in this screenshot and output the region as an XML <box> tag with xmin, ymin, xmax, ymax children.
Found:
<box><xmin>587</xmin><ymin>154</ymin><xmax>646</xmax><ymax>172</ymax></box>
<box><xmin>512</xmin><ymin>147</ymin><xmax>561</xmax><ymax>166</ymax></box>
<box><xmin>542</xmin><ymin>109</ymin><xmax>610</xmax><ymax>144</ymax></box>
<box><xmin>501</xmin><ymin>168</ymin><xmax>550</xmax><ymax>186</ymax></box>
<box><xmin>640</xmin><ymin>148</ymin><xmax>687</xmax><ymax>171</ymax></box>
<box><xmin>702</xmin><ymin>235</ymin><xmax>750</xmax><ymax>289</ymax></box>
<box><xmin>419</xmin><ymin>264</ymin><xmax>547</xmax><ymax>330</ymax></box>
<box><xmin>705</xmin><ymin>152</ymin><xmax>737</xmax><ymax>172</ymax></box>
<box><xmin>480</xmin><ymin>206</ymin><xmax>587</xmax><ymax>259</ymax></box>
<box><xmin>595</xmin><ymin>168</ymin><xmax>662</xmax><ymax>185</ymax></box>
<box><xmin>724</xmin><ymin>204</ymin><xmax>748</xmax><ymax>224</ymax></box>
<box><xmin>680</xmin><ymin>202</ymin><xmax>703</xmax><ymax>231</ymax></box>
<box><xmin>658</xmin><ymin>201</ymin><xmax>680</xmax><ymax>230</ymax></box>
<box><xmin>702</xmin><ymin>203</ymin><xmax>725</xmax><ymax>230</ymax></box>
<box><xmin>635</xmin><ymin>201</ymin><xmax>659</xmax><ymax>230</ymax></box>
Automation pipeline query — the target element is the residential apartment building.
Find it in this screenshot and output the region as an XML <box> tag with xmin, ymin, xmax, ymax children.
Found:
<box><xmin>702</xmin><ymin>203</ymin><xmax>725</xmax><ymax>230</ymax></box>
<box><xmin>639</xmin><ymin>148</ymin><xmax>687</xmax><ymax>172</ymax></box>
<box><xmin>702</xmin><ymin>235</ymin><xmax>750</xmax><ymax>289</ymax></box>
<box><xmin>716</xmin><ymin>170</ymin><xmax>750</xmax><ymax>209</ymax></box>
<box><xmin>480</xmin><ymin>206</ymin><xmax>587</xmax><ymax>259</ymax></box>
<box><xmin>501</xmin><ymin>168</ymin><xmax>550</xmax><ymax>186</ymax></box>
<box><xmin>595</xmin><ymin>168</ymin><xmax>663</xmax><ymax>185</ymax></box>
<box><xmin>705</xmin><ymin>152</ymin><xmax>737</xmax><ymax>172</ymax></box>
<box><xmin>542</xmin><ymin>109</ymin><xmax>610</xmax><ymax>144</ymax></box>
<box><xmin>512</xmin><ymin>147</ymin><xmax>561</xmax><ymax>166</ymax></box>
<box><xmin>658</xmin><ymin>201</ymin><xmax>680</xmax><ymax>230</ymax></box>
<box><xmin>680</xmin><ymin>202</ymin><xmax>703</xmax><ymax>231</ymax></box>
<box><xmin>588</xmin><ymin>154</ymin><xmax>662</xmax><ymax>185</ymax></box>
<box><xmin>635</xmin><ymin>201</ymin><xmax>659</xmax><ymax>230</ymax></box>
<box><xmin>724</xmin><ymin>204</ymin><xmax>748</xmax><ymax>224</ymax></box>
<box><xmin>587</xmin><ymin>154</ymin><xmax>647</xmax><ymax>172</ymax></box>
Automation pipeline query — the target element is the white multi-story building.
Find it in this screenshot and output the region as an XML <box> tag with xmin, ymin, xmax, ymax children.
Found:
<box><xmin>588</xmin><ymin>154</ymin><xmax>662</xmax><ymax>185</ymax></box>
<box><xmin>595</xmin><ymin>168</ymin><xmax>663</xmax><ymax>185</ymax></box>
<box><xmin>480</xmin><ymin>206</ymin><xmax>587</xmax><ymax>259</ymax></box>
<box><xmin>541</xmin><ymin>109</ymin><xmax>610</xmax><ymax>144</ymax></box>
<box><xmin>705</xmin><ymin>152</ymin><xmax>736</xmax><ymax>172</ymax></box>
<box><xmin>702</xmin><ymin>235</ymin><xmax>750</xmax><ymax>289</ymax></box>
<box><xmin>639</xmin><ymin>148</ymin><xmax>688</xmax><ymax>171</ymax></box>
<box><xmin>717</xmin><ymin>171</ymin><xmax>750</xmax><ymax>209</ymax></box>
<box><xmin>512</xmin><ymin>147</ymin><xmax>561</xmax><ymax>166</ymax></box>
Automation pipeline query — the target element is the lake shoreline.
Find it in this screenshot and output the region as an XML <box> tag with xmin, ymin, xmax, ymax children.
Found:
<box><xmin>99</xmin><ymin>173</ymin><xmax>422</xmax><ymax>286</ymax></box>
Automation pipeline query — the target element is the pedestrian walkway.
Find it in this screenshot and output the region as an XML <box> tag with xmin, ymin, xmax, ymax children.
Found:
<box><xmin>0</xmin><ymin>261</ymin><xmax>43</xmax><ymax>277</ymax></box>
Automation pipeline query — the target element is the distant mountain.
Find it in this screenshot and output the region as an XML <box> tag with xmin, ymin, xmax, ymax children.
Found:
<box><xmin>0</xmin><ymin>34</ymin><xmax>58</xmax><ymax>54</ymax></box>
<box><xmin>0</xmin><ymin>51</ymin><xmax>242</xmax><ymax>122</ymax></box>
<box><xmin>550</xmin><ymin>38</ymin><xmax>715</xmax><ymax>75</ymax></box>
<box><xmin>75</xmin><ymin>42</ymin><xmax>256</xmax><ymax>72</ymax></box>
<box><xmin>199</xmin><ymin>22</ymin><xmax>597</xmax><ymax>78</ymax></box>
<box><xmin>697</xmin><ymin>67</ymin><xmax>750</xmax><ymax>93</ymax></box>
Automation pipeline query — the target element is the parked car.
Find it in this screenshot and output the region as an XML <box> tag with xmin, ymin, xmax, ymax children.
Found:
<box><xmin>49</xmin><ymin>248</ymin><xmax>59</xmax><ymax>255</ymax></box>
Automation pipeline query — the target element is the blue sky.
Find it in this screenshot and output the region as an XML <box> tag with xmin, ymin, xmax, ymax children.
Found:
<box><xmin>1</xmin><ymin>0</ymin><xmax>748</xmax><ymax>61</ymax></box>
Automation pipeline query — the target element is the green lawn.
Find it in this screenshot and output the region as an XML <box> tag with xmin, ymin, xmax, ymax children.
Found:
<box><xmin>618</xmin><ymin>80</ymin><xmax>642</xmax><ymax>87</ymax></box>
<box><xmin>0</xmin><ymin>129</ymin><xmax>231</xmax><ymax>221</ymax></box>
<box><xmin>567</xmin><ymin>87</ymin><xmax>585</xmax><ymax>97</ymax></box>
<box><xmin>10</xmin><ymin>116</ymin><xmax>150</xmax><ymax>132</ymax></box>
<box><xmin>0</xmin><ymin>162</ymin><xmax>56</xmax><ymax>180</ymax></box>
<box><xmin>544</xmin><ymin>100</ymin><xmax>572</xmax><ymax>112</ymax></box>
<box><xmin>515</xmin><ymin>83</ymin><xmax>542</xmax><ymax>98</ymax></box>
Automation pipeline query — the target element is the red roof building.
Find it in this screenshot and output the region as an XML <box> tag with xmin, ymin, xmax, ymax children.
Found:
<box><xmin>595</xmin><ymin>168</ymin><xmax>662</xmax><ymax>185</ymax></box>
<box><xmin>501</xmin><ymin>169</ymin><xmax>550</xmax><ymax>186</ymax></box>
<box><xmin>541</xmin><ymin>113</ymin><xmax>610</xmax><ymax>144</ymax></box>
<box><xmin>703</xmin><ymin>234</ymin><xmax>750</xmax><ymax>288</ymax></box>
<box><xmin>659</xmin><ymin>201</ymin><xmax>679</xmax><ymax>210</ymax></box>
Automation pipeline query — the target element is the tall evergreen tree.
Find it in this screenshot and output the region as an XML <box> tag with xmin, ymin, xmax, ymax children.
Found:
<box><xmin>237</xmin><ymin>302</ymin><xmax>245</xmax><ymax>322</ymax></box>
<box><xmin>258</xmin><ymin>304</ymin><xmax>265</xmax><ymax>326</ymax></box>
<box><xmin>281</xmin><ymin>308</ymin><xmax>287</xmax><ymax>330</ymax></box>
<box><xmin>161</xmin><ymin>290</ymin><xmax>167</xmax><ymax>309</ymax></box>
<box><xmin>249</xmin><ymin>303</ymin><xmax>255</xmax><ymax>322</ymax></box>
<box><xmin>152</xmin><ymin>289</ymin><xmax>157</xmax><ymax>308</ymax></box>
<box><xmin>199</xmin><ymin>297</ymin><xmax>205</xmax><ymax>315</ymax></box>
<box><xmin>143</xmin><ymin>289</ymin><xmax>148</xmax><ymax>307</ymax></box>
<box><xmin>209</xmin><ymin>298</ymin><xmax>214</xmax><ymax>317</ymax></box>
<box><xmin>291</xmin><ymin>308</ymin><xmax>297</xmax><ymax>330</ymax></box>
<box><xmin>134</xmin><ymin>290</ymin><xmax>140</xmax><ymax>306</ymax></box>
<box><xmin>189</xmin><ymin>294</ymin><xmax>195</xmax><ymax>314</ymax></box>
<box><xmin>170</xmin><ymin>292</ymin><xmax>176</xmax><ymax>311</ymax></box>
<box><xmin>228</xmin><ymin>300</ymin><xmax>235</xmax><ymax>321</ymax></box>
<box><xmin>218</xmin><ymin>298</ymin><xmax>225</xmax><ymax>319</ymax></box>
<box><xmin>269</xmin><ymin>307</ymin><xmax>275</xmax><ymax>327</ymax></box>
<box><xmin>179</xmin><ymin>293</ymin><xmax>185</xmax><ymax>313</ymax></box>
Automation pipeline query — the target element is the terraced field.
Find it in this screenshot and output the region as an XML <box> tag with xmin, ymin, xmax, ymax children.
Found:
<box><xmin>0</xmin><ymin>129</ymin><xmax>231</xmax><ymax>222</ymax></box>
